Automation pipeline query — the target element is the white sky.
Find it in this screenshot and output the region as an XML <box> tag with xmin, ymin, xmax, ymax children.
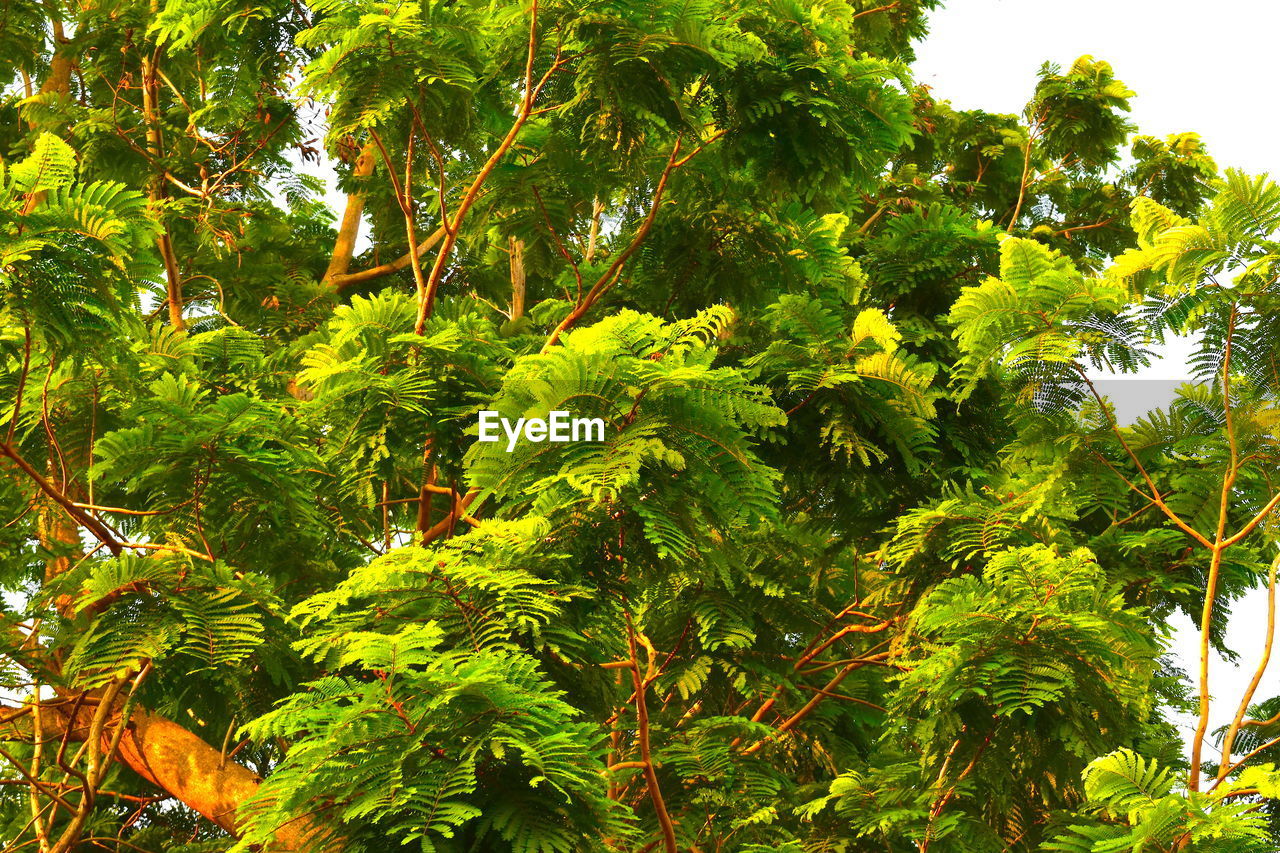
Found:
<box><xmin>913</xmin><ymin>0</ymin><xmax>1280</xmax><ymax>179</ymax></box>
<box><xmin>914</xmin><ymin>0</ymin><xmax>1278</xmax><ymax>770</ymax></box>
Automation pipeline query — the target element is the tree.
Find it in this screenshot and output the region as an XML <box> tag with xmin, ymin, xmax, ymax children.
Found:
<box><xmin>2</xmin><ymin>0</ymin><xmax>1276</xmax><ymax>851</ymax></box>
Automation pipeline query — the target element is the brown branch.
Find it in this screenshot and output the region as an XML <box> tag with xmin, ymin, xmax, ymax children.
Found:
<box><xmin>1076</xmin><ymin>369</ymin><xmax>1213</xmax><ymax>549</ymax></box>
<box><xmin>1054</xmin><ymin>217</ymin><xmax>1115</xmax><ymax>237</ymax></box>
<box><xmin>793</xmin><ymin>620</ymin><xmax>892</xmax><ymax>671</ymax></box>
<box><xmin>858</xmin><ymin>203</ymin><xmax>889</xmax><ymax>234</ymax></box>
<box><xmin>1</xmin><ymin>685</ymin><xmax>334</xmax><ymax>851</ymax></box>
<box><xmin>415</xmin><ymin>438</ymin><xmax>436</xmax><ymax>539</ymax></box>
<box><xmin>728</xmin><ymin>594</ymin><xmax>891</xmax><ymax>749</ymax></box>
<box><xmin>419</xmin><ymin>488</ymin><xmax>481</xmax><ymax>545</ymax></box>
<box><xmin>1222</xmin><ymin>489</ymin><xmax>1280</xmax><ymax>548</ymax></box>
<box><xmin>740</xmin><ymin>656</ymin><xmax>876</xmax><ymax>756</ymax></box>
<box><xmin>415</xmin><ymin>0</ymin><xmax>563</xmax><ymax>332</ymax></box>
<box><xmin>38</xmin><ymin>19</ymin><xmax>73</xmax><ymax>98</ymax></box>
<box><xmin>44</xmin><ymin>674</ymin><xmax>133</xmax><ymax>853</ymax></box>
<box><xmin>1212</xmin><ymin>733</ymin><xmax>1280</xmax><ymax>792</ymax></box>
<box><xmin>411</xmin><ymin>108</ymin><xmax>453</xmax><ymax>238</ymax></box>
<box><xmin>329</xmin><ymin>225</ymin><xmax>448</xmax><ymax>292</ymax></box>
<box><xmin>540</xmin><ymin>140</ymin><xmax>685</xmax><ymax>353</ymax></box>
<box><xmin>200</xmin><ymin>115</ymin><xmax>292</xmax><ymax>199</ymax></box>
<box><xmin>398</xmin><ymin>128</ymin><xmax>432</xmax><ymax>316</ymax></box>
<box><xmin>1217</xmin><ymin>553</ymin><xmax>1280</xmax><ymax>781</ymax></box>
<box><xmin>851</xmin><ymin>1</ymin><xmax>900</xmax><ymax>20</ymax></box>
<box><xmin>0</xmin><ymin>441</ymin><xmax>122</xmax><ymax>555</ymax></box>
<box><xmin>70</xmin><ymin>501</ymin><xmax>179</xmax><ymax>518</ymax></box>
<box><xmin>5</xmin><ymin>325</ymin><xmax>31</xmax><ymax>445</ymax></box>
<box><xmin>920</xmin><ymin>734</ymin><xmax>990</xmax><ymax>853</ymax></box>
<box><xmin>1006</xmin><ymin>110</ymin><xmax>1044</xmax><ymax>231</ymax></box>
<box><xmin>585</xmin><ymin>197</ymin><xmax>603</xmax><ymax>264</ymax></box>
<box><xmin>793</xmin><ymin>684</ymin><xmax>885</xmax><ymax>712</ymax></box>
<box><xmin>532</xmin><ymin>186</ymin><xmax>582</xmax><ymax>300</ymax></box>
<box><xmin>138</xmin><ymin>50</ymin><xmax>184</xmax><ymax>331</ymax></box>
<box><xmin>625</xmin><ymin>614</ymin><xmax>677</xmax><ymax>853</ymax></box>
<box><xmin>1190</xmin><ymin>304</ymin><xmax>1241</xmax><ymax>791</ymax></box>
<box><xmin>365</xmin><ymin>128</ymin><xmax>409</xmax><ymax>216</ymax></box>
<box><xmin>508</xmin><ymin>235</ymin><xmax>527</xmax><ymax>320</ymax></box>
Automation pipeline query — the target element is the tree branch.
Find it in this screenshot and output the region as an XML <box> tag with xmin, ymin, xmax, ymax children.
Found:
<box><xmin>1217</xmin><ymin>553</ymin><xmax>1280</xmax><ymax>781</ymax></box>
<box><xmin>540</xmin><ymin>140</ymin><xmax>684</xmax><ymax>352</ymax></box>
<box><xmin>415</xmin><ymin>0</ymin><xmax>564</xmax><ymax>332</ymax></box>
<box><xmin>328</xmin><ymin>225</ymin><xmax>448</xmax><ymax>292</ymax></box>
<box><xmin>0</xmin><ymin>441</ymin><xmax>122</xmax><ymax>556</ymax></box>
<box><xmin>625</xmin><ymin>614</ymin><xmax>677</xmax><ymax>853</ymax></box>
<box><xmin>1190</xmin><ymin>303</ymin><xmax>1241</xmax><ymax>791</ymax></box>
<box><xmin>0</xmin><ymin>689</ymin><xmax>334</xmax><ymax>850</ymax></box>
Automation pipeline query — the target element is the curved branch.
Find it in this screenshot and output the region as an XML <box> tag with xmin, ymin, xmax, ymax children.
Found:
<box><xmin>328</xmin><ymin>225</ymin><xmax>448</xmax><ymax>292</ymax></box>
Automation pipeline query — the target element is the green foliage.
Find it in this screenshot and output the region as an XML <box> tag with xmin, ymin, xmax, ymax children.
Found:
<box><xmin>4</xmin><ymin>2</ymin><xmax>1280</xmax><ymax>852</ymax></box>
<box><xmin>1</xmin><ymin>134</ymin><xmax>158</xmax><ymax>346</ymax></box>
<box><xmin>92</xmin><ymin>370</ymin><xmax>327</xmax><ymax>563</ymax></box>
<box><xmin>1044</xmin><ymin>750</ymin><xmax>1280</xmax><ymax>852</ymax></box>
<box><xmin>1129</xmin><ymin>133</ymin><xmax>1219</xmax><ymax>216</ymax></box>
<box><xmin>813</xmin><ymin>547</ymin><xmax>1163</xmax><ymax>850</ymax></box>
<box><xmin>1031</xmin><ymin>57</ymin><xmax>1135</xmax><ymax>170</ymax></box>
<box><xmin>950</xmin><ymin>236</ymin><xmax>1142</xmax><ymax>408</ymax></box>
<box><xmin>54</xmin><ymin>552</ymin><xmax>276</xmax><ymax>686</ymax></box>
<box><xmin>466</xmin><ymin>308</ymin><xmax>784</xmax><ymax>560</ymax></box>
<box><xmin>898</xmin><ymin>546</ymin><xmax>1157</xmax><ymax>734</ymax></box>
<box><xmin>236</xmin><ymin>522</ymin><xmax>625</xmax><ymax>851</ymax></box>
<box><xmin>748</xmin><ymin>295</ymin><xmax>939</xmax><ymax>467</ymax></box>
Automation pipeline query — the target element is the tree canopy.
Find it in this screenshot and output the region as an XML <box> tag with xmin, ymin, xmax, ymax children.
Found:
<box><xmin>2</xmin><ymin>1</ymin><xmax>1278</xmax><ymax>851</ymax></box>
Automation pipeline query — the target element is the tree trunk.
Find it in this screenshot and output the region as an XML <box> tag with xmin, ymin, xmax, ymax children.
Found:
<box><xmin>112</xmin><ymin>707</ymin><xmax>329</xmax><ymax>848</ymax></box>
<box><xmin>1</xmin><ymin>695</ymin><xmax>335</xmax><ymax>850</ymax></box>
<box><xmin>322</xmin><ymin>143</ymin><xmax>377</xmax><ymax>285</ymax></box>
<box><xmin>40</xmin><ymin>19</ymin><xmax>73</xmax><ymax>97</ymax></box>
<box><xmin>139</xmin><ymin>50</ymin><xmax>185</xmax><ymax>330</ymax></box>
<box><xmin>509</xmin><ymin>235</ymin><xmax>526</xmax><ymax>319</ymax></box>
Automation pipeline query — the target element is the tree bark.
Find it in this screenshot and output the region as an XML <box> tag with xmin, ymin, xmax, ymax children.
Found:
<box><xmin>322</xmin><ymin>143</ymin><xmax>377</xmax><ymax>285</ymax></box>
<box><xmin>0</xmin><ymin>442</ymin><xmax>122</xmax><ymax>556</ymax></box>
<box><xmin>139</xmin><ymin>50</ymin><xmax>185</xmax><ymax>330</ymax></box>
<box><xmin>40</xmin><ymin>19</ymin><xmax>73</xmax><ymax>97</ymax></box>
<box><xmin>1</xmin><ymin>696</ymin><xmax>334</xmax><ymax>850</ymax></box>
<box><xmin>111</xmin><ymin>707</ymin><xmax>328</xmax><ymax>848</ymax></box>
<box><xmin>0</xmin><ymin>442</ymin><xmax>335</xmax><ymax>848</ymax></box>
<box><xmin>327</xmin><ymin>225</ymin><xmax>446</xmax><ymax>293</ymax></box>
<box><xmin>509</xmin><ymin>236</ymin><xmax>526</xmax><ymax>319</ymax></box>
